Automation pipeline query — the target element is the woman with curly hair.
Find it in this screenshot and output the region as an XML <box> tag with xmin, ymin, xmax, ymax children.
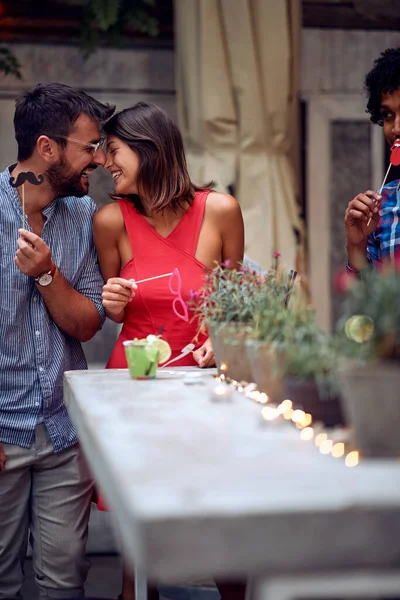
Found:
<box><xmin>345</xmin><ymin>47</ymin><xmax>400</xmax><ymax>272</ymax></box>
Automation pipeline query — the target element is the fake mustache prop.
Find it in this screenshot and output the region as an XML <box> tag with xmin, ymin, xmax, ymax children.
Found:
<box><xmin>9</xmin><ymin>172</ymin><xmax>44</xmax><ymax>187</ymax></box>
<box><xmin>9</xmin><ymin>171</ymin><xmax>44</xmax><ymax>229</ymax></box>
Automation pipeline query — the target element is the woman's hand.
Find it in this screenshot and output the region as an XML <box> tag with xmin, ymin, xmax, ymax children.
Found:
<box><xmin>0</xmin><ymin>443</ymin><xmax>7</xmax><ymax>472</ymax></box>
<box><xmin>102</xmin><ymin>277</ymin><xmax>137</xmax><ymax>323</ymax></box>
<box><xmin>193</xmin><ymin>337</ymin><xmax>216</xmax><ymax>368</ymax></box>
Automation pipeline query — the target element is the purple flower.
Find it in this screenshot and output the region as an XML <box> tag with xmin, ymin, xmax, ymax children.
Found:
<box><xmin>188</xmin><ymin>289</ymin><xmax>200</xmax><ymax>300</ymax></box>
<box><xmin>239</xmin><ymin>265</ymin><xmax>250</xmax><ymax>273</ymax></box>
<box><xmin>273</xmin><ymin>252</ymin><xmax>281</xmax><ymax>258</ymax></box>
<box><xmin>221</xmin><ymin>259</ymin><xmax>232</xmax><ymax>268</ymax></box>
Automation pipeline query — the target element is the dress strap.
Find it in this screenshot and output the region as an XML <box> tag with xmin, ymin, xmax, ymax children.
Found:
<box><xmin>116</xmin><ymin>199</ymin><xmax>143</xmax><ymax>254</ymax></box>
<box><xmin>184</xmin><ymin>190</ymin><xmax>210</xmax><ymax>255</ymax></box>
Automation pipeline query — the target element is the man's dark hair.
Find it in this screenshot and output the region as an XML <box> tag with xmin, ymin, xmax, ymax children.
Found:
<box><xmin>14</xmin><ymin>82</ymin><xmax>115</xmax><ymax>161</ymax></box>
<box><xmin>103</xmin><ymin>102</ymin><xmax>213</xmax><ymax>214</ymax></box>
<box><xmin>365</xmin><ymin>47</ymin><xmax>400</xmax><ymax>126</ymax></box>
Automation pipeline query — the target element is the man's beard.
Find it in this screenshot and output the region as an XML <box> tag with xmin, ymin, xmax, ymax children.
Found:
<box><xmin>46</xmin><ymin>155</ymin><xmax>96</xmax><ymax>198</ymax></box>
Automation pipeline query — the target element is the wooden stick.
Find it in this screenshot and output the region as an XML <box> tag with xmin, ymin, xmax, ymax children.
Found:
<box><xmin>22</xmin><ymin>183</ymin><xmax>25</xmax><ymax>229</ymax></box>
<box><xmin>366</xmin><ymin>162</ymin><xmax>392</xmax><ymax>226</ymax></box>
<box><xmin>284</xmin><ymin>269</ymin><xmax>297</xmax><ymax>309</ymax></box>
<box><xmin>134</xmin><ymin>272</ymin><xmax>173</xmax><ymax>285</ymax></box>
<box><xmin>160</xmin><ymin>343</ymin><xmax>195</xmax><ymax>368</ymax></box>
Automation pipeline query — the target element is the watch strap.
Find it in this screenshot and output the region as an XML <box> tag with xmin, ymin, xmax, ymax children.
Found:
<box><xmin>34</xmin><ymin>262</ymin><xmax>56</xmax><ymax>282</ymax></box>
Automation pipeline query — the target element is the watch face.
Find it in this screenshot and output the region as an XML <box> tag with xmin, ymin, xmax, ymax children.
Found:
<box><xmin>38</xmin><ymin>273</ymin><xmax>53</xmax><ymax>286</ymax></box>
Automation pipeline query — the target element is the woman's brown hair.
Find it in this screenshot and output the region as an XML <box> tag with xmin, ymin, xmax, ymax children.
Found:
<box><xmin>103</xmin><ymin>102</ymin><xmax>213</xmax><ymax>214</ymax></box>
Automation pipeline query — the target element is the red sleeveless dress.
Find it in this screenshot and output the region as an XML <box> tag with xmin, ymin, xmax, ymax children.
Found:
<box><xmin>107</xmin><ymin>191</ymin><xmax>210</xmax><ymax>369</ymax></box>
<box><xmin>96</xmin><ymin>192</ymin><xmax>210</xmax><ymax>511</ymax></box>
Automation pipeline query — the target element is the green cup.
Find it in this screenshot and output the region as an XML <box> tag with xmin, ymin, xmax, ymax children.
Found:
<box><xmin>123</xmin><ymin>340</ymin><xmax>159</xmax><ymax>380</ymax></box>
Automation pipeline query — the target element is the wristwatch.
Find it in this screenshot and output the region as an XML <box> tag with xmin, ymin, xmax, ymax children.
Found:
<box><xmin>34</xmin><ymin>262</ymin><xmax>56</xmax><ymax>287</ymax></box>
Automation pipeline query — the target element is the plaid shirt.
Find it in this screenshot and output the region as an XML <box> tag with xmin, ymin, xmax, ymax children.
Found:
<box><xmin>0</xmin><ymin>166</ymin><xmax>105</xmax><ymax>451</ymax></box>
<box><xmin>367</xmin><ymin>179</ymin><xmax>400</xmax><ymax>264</ymax></box>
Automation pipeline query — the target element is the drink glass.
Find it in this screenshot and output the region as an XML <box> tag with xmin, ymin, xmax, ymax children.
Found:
<box><xmin>123</xmin><ymin>340</ymin><xmax>159</xmax><ymax>380</ymax></box>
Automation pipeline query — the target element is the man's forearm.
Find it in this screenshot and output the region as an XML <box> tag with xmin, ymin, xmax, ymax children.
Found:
<box><xmin>36</xmin><ymin>267</ymin><xmax>102</xmax><ymax>342</ymax></box>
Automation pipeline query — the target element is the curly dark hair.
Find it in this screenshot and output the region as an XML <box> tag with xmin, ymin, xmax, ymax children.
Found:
<box><xmin>365</xmin><ymin>48</ymin><xmax>400</xmax><ymax>126</ymax></box>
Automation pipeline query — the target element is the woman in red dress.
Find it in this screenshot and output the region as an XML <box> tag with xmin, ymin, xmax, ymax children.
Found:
<box><xmin>93</xmin><ymin>102</ymin><xmax>245</xmax><ymax>600</ymax></box>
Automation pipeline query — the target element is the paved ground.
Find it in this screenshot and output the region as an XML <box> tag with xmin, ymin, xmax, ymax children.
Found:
<box><xmin>23</xmin><ymin>555</ymin><xmax>122</xmax><ymax>599</ymax></box>
<box><xmin>22</xmin><ymin>555</ymin><xmax>220</xmax><ymax>600</ymax></box>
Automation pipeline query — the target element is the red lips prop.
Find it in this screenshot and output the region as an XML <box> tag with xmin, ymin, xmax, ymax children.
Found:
<box><xmin>366</xmin><ymin>140</ymin><xmax>400</xmax><ymax>227</ymax></box>
<box><xmin>390</xmin><ymin>141</ymin><xmax>400</xmax><ymax>166</ymax></box>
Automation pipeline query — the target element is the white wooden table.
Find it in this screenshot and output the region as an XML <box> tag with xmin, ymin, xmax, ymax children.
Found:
<box><xmin>64</xmin><ymin>368</ymin><xmax>400</xmax><ymax>599</ymax></box>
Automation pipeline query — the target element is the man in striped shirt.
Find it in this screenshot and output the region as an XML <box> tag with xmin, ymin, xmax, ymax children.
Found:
<box><xmin>0</xmin><ymin>83</ymin><xmax>114</xmax><ymax>599</ymax></box>
<box><xmin>345</xmin><ymin>48</ymin><xmax>400</xmax><ymax>271</ymax></box>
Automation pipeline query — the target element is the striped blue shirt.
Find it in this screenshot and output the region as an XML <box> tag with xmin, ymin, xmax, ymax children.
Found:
<box><xmin>0</xmin><ymin>166</ymin><xmax>105</xmax><ymax>452</ymax></box>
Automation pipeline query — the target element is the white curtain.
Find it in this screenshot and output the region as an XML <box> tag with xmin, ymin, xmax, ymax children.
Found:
<box><xmin>174</xmin><ymin>0</ymin><xmax>303</xmax><ymax>271</ymax></box>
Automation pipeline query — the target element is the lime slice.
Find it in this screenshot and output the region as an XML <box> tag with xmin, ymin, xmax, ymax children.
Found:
<box><xmin>146</xmin><ymin>335</ymin><xmax>172</xmax><ymax>364</ymax></box>
<box><xmin>345</xmin><ymin>315</ymin><xmax>374</xmax><ymax>343</ymax></box>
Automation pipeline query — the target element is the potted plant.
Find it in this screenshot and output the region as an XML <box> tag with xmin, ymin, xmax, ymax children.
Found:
<box><xmin>281</xmin><ymin>308</ymin><xmax>344</xmax><ymax>427</ymax></box>
<box><xmin>243</xmin><ymin>256</ymin><xmax>300</xmax><ymax>402</ymax></box>
<box><xmin>188</xmin><ymin>261</ymin><xmax>267</xmax><ymax>381</ymax></box>
<box><xmin>244</xmin><ymin>267</ymin><xmax>343</xmax><ymax>424</ymax></box>
<box><xmin>245</xmin><ymin>288</ymin><xmax>307</xmax><ymax>404</ymax></box>
<box><xmin>335</xmin><ymin>257</ymin><xmax>400</xmax><ymax>457</ymax></box>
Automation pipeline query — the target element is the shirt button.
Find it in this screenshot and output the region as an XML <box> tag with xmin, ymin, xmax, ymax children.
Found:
<box><xmin>38</xmin><ymin>366</ymin><xmax>44</xmax><ymax>372</ymax></box>
<box><xmin>35</xmin><ymin>402</ymin><xmax>40</xmax><ymax>407</ymax></box>
<box><xmin>35</xmin><ymin>330</ymin><xmax>40</xmax><ymax>337</ymax></box>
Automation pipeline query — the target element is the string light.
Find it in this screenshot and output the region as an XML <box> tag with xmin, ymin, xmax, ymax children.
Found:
<box><xmin>332</xmin><ymin>442</ymin><xmax>345</xmax><ymax>458</ymax></box>
<box><xmin>315</xmin><ymin>432</ymin><xmax>328</xmax><ymax>447</ymax></box>
<box><xmin>319</xmin><ymin>439</ymin><xmax>333</xmax><ymax>454</ymax></box>
<box><xmin>283</xmin><ymin>408</ymin><xmax>294</xmax><ymax>420</ymax></box>
<box><xmin>261</xmin><ymin>406</ymin><xmax>279</xmax><ymax>421</ymax></box>
<box><xmin>300</xmin><ymin>427</ymin><xmax>314</xmax><ymax>440</ymax></box>
<box><xmin>291</xmin><ymin>409</ymin><xmax>306</xmax><ymax>423</ymax></box>
<box><xmin>299</xmin><ymin>413</ymin><xmax>313</xmax><ymax>428</ymax></box>
<box><xmin>280</xmin><ymin>399</ymin><xmax>293</xmax><ymax>411</ymax></box>
<box><xmin>214</xmin><ymin>374</ymin><xmax>360</xmax><ymax>466</ymax></box>
<box><xmin>345</xmin><ymin>450</ymin><xmax>359</xmax><ymax>467</ymax></box>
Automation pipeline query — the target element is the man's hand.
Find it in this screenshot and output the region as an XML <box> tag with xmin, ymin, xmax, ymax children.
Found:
<box><xmin>15</xmin><ymin>229</ymin><xmax>53</xmax><ymax>278</ymax></box>
<box><xmin>102</xmin><ymin>277</ymin><xmax>137</xmax><ymax>322</ymax></box>
<box><xmin>0</xmin><ymin>443</ymin><xmax>7</xmax><ymax>472</ymax></box>
<box><xmin>345</xmin><ymin>191</ymin><xmax>381</xmax><ymax>246</ymax></box>
<box><xmin>193</xmin><ymin>337</ymin><xmax>216</xmax><ymax>368</ymax></box>
<box><xmin>344</xmin><ymin>190</ymin><xmax>381</xmax><ymax>269</ymax></box>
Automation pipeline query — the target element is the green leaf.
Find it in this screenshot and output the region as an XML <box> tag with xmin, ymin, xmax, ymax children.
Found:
<box><xmin>125</xmin><ymin>9</ymin><xmax>159</xmax><ymax>36</ymax></box>
<box><xmin>80</xmin><ymin>0</ymin><xmax>160</xmax><ymax>57</ymax></box>
<box><xmin>90</xmin><ymin>0</ymin><xmax>122</xmax><ymax>31</ymax></box>
<box><xmin>0</xmin><ymin>47</ymin><xmax>22</xmax><ymax>79</ymax></box>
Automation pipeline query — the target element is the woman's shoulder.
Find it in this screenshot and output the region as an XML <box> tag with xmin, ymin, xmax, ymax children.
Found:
<box><xmin>93</xmin><ymin>201</ymin><xmax>125</xmax><ymax>234</ymax></box>
<box><xmin>204</xmin><ymin>191</ymin><xmax>242</xmax><ymax>218</ymax></box>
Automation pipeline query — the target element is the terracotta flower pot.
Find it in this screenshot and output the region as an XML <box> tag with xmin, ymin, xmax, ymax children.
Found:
<box><xmin>245</xmin><ymin>340</ymin><xmax>287</xmax><ymax>403</ymax></box>
<box><xmin>208</xmin><ymin>322</ymin><xmax>253</xmax><ymax>382</ymax></box>
<box><xmin>283</xmin><ymin>378</ymin><xmax>345</xmax><ymax>427</ymax></box>
<box><xmin>338</xmin><ymin>362</ymin><xmax>400</xmax><ymax>457</ymax></box>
